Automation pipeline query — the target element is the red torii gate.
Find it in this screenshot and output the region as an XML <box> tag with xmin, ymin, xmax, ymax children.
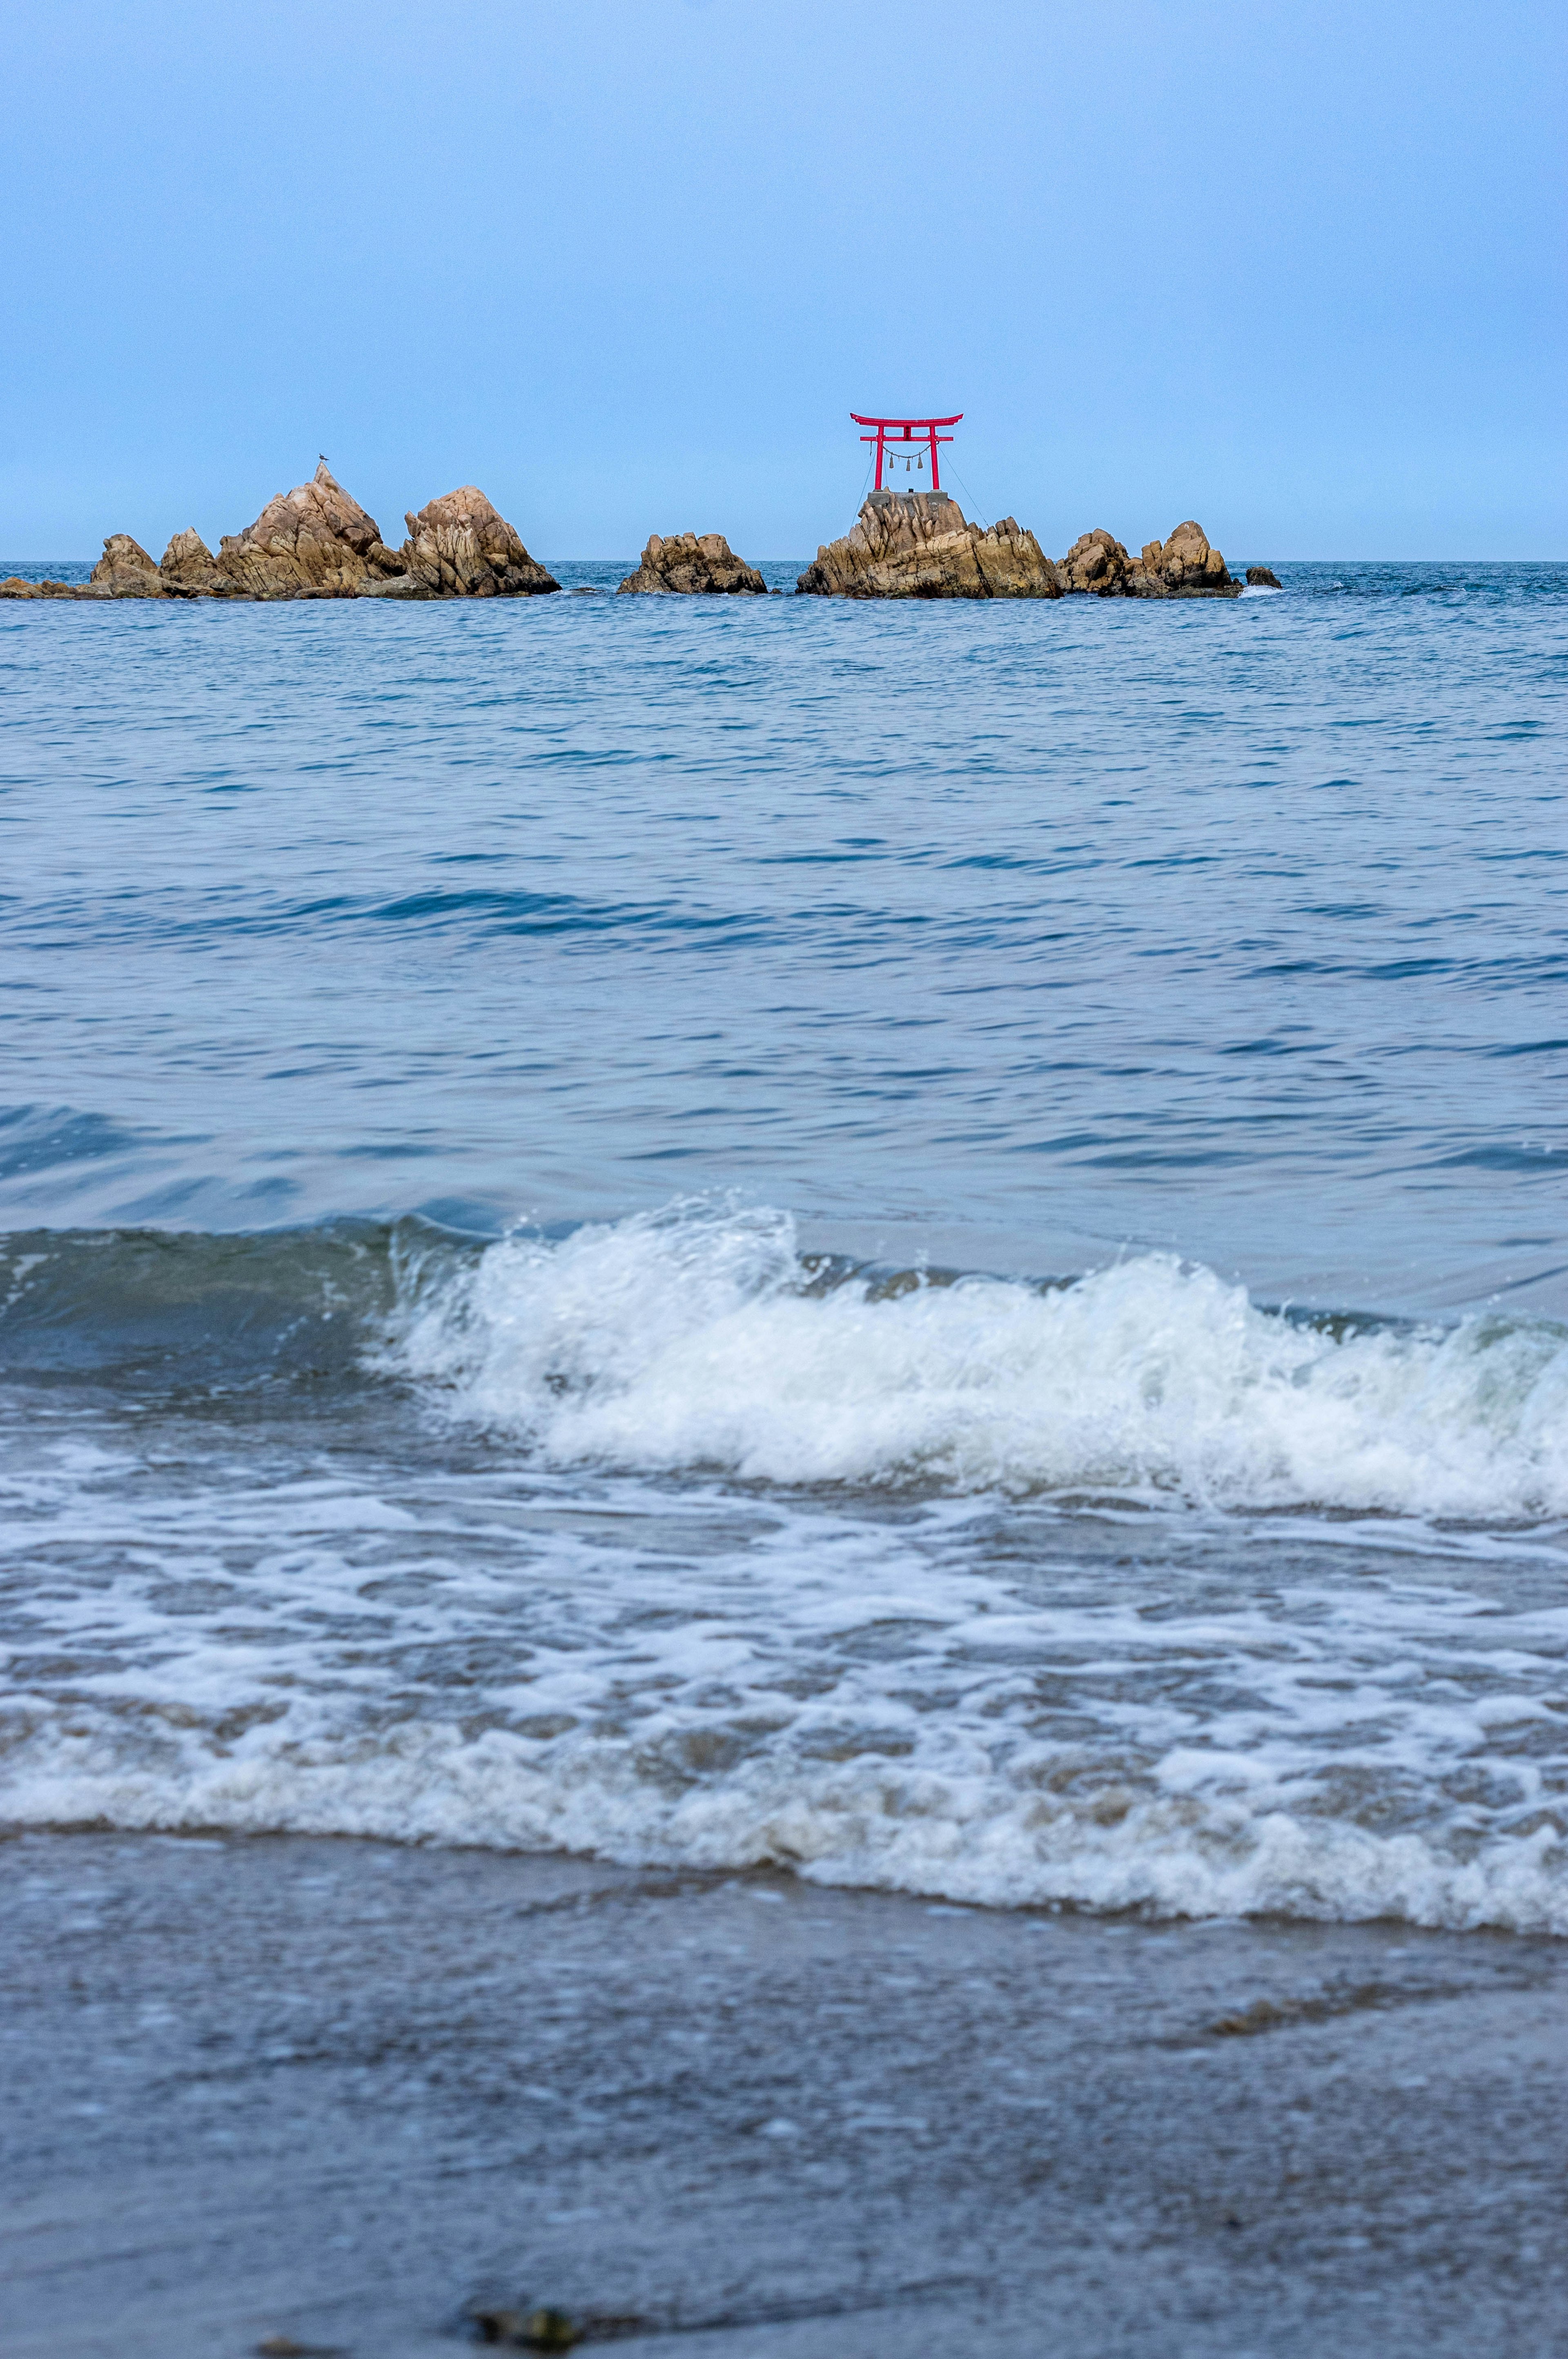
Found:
<box><xmin>852</xmin><ymin>412</ymin><xmax>962</xmax><ymax>493</ymax></box>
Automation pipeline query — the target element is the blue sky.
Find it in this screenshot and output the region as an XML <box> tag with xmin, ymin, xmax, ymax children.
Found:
<box><xmin>3</xmin><ymin>0</ymin><xmax>1562</xmax><ymax>559</ymax></box>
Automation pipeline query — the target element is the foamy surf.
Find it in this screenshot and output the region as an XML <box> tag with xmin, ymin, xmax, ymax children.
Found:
<box><xmin>7</xmin><ymin>1652</ymin><xmax>1567</xmax><ymax>1935</ymax></box>
<box><xmin>3</xmin><ymin>1199</ymin><xmax>1565</xmax><ymax>1938</ymax></box>
<box><xmin>382</xmin><ymin>1199</ymin><xmax>1568</xmax><ymax>1518</ymax></box>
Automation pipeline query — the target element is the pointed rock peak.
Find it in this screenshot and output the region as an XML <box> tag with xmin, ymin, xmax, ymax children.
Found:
<box><xmin>88</xmin><ymin>534</ymin><xmax>165</xmax><ymax>597</ymax></box>
<box><xmin>162</xmin><ymin>527</ymin><xmax>215</xmax><ymax>564</ymax></box>
<box><xmin>218</xmin><ymin>467</ymin><xmax>401</xmax><ymax>597</ymax></box>
<box><xmin>160</xmin><ymin>528</ymin><xmax>228</xmax><ymax>597</ymax></box>
<box><xmin>400</xmin><ymin>486</ymin><xmax>560</xmax><ymax>597</ymax></box>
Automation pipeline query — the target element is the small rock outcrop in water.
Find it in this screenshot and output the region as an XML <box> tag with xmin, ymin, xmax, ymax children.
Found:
<box><xmin>89</xmin><ymin>534</ymin><xmax>165</xmax><ymax>597</ymax></box>
<box><xmin>796</xmin><ymin>492</ymin><xmax>1062</xmax><ymax>598</ymax></box>
<box><xmin>217</xmin><ymin>460</ymin><xmax>407</xmax><ymax>598</ymax></box>
<box><xmin>1131</xmin><ymin>520</ymin><xmax>1237</xmax><ymax>595</ymax></box>
<box><xmin>160</xmin><ymin>528</ymin><xmax>230</xmax><ymax>597</ymax></box>
<box><xmin>1059</xmin><ymin>522</ymin><xmax>1238</xmax><ymax>597</ymax></box>
<box><xmin>1059</xmin><ymin>528</ymin><xmax>1132</xmax><ymax>596</ymax></box>
<box><xmin>617</xmin><ymin>533</ymin><xmax>767</xmax><ymax>595</ymax></box>
<box><xmin>1247</xmin><ymin>565</ymin><xmax>1283</xmax><ymax>589</ymax></box>
<box><xmin>399</xmin><ymin>486</ymin><xmax>560</xmax><ymax>598</ymax></box>
<box><xmin>2</xmin><ymin>540</ymin><xmax>176</xmax><ymax>600</ymax></box>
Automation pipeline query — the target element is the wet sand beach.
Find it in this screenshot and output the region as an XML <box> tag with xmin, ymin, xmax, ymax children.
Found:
<box><xmin>4</xmin><ymin>1831</ymin><xmax>1564</xmax><ymax>2359</ymax></box>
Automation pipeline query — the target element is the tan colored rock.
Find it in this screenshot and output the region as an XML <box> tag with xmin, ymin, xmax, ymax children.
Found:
<box><xmin>399</xmin><ymin>486</ymin><xmax>559</xmax><ymax>597</ymax></box>
<box><xmin>1059</xmin><ymin>529</ymin><xmax>1131</xmax><ymax>595</ymax></box>
<box><xmin>1127</xmin><ymin>521</ymin><xmax>1237</xmax><ymax>597</ymax></box>
<box><xmin>216</xmin><ymin>460</ymin><xmax>408</xmax><ymax>599</ymax></box>
<box><xmin>796</xmin><ymin>492</ymin><xmax>1061</xmax><ymax>599</ymax></box>
<box><xmin>89</xmin><ymin>534</ymin><xmax>165</xmax><ymax>597</ymax></box>
<box><xmin>159</xmin><ymin>528</ymin><xmax>229</xmax><ymax>597</ymax></box>
<box><xmin>617</xmin><ymin>532</ymin><xmax>767</xmax><ymax>595</ymax></box>
<box><xmin>0</xmin><ymin>576</ymin><xmax>42</xmax><ymax>598</ymax></box>
<box><xmin>1061</xmin><ymin>520</ymin><xmax>1239</xmax><ymax>599</ymax></box>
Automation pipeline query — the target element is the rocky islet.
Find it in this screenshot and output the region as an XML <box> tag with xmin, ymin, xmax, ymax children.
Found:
<box><xmin>796</xmin><ymin>490</ymin><xmax>1062</xmax><ymax>599</ymax></box>
<box><xmin>617</xmin><ymin>531</ymin><xmax>768</xmax><ymax>596</ymax></box>
<box><xmin>799</xmin><ymin>497</ymin><xmax>1239</xmax><ymax>599</ymax></box>
<box><xmin>2</xmin><ymin>462</ymin><xmax>1245</xmax><ymax>604</ymax></box>
<box><xmin>1</xmin><ymin>462</ymin><xmax>561</xmax><ymax>603</ymax></box>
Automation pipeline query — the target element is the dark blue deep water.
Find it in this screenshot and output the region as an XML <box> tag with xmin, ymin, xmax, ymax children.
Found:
<box><xmin>1</xmin><ymin>562</ymin><xmax>1565</xmax><ymax>1933</ymax></box>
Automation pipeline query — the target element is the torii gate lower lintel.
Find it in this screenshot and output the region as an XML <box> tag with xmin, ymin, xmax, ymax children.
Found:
<box><xmin>851</xmin><ymin>412</ymin><xmax>962</xmax><ymax>494</ymax></box>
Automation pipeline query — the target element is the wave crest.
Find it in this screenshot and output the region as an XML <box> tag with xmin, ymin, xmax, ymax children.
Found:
<box><xmin>383</xmin><ymin>1199</ymin><xmax>1568</xmax><ymax>1516</ymax></box>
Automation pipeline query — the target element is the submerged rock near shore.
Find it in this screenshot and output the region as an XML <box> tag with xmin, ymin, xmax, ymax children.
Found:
<box><xmin>797</xmin><ymin>492</ymin><xmax>1062</xmax><ymax>599</ymax></box>
<box><xmin>400</xmin><ymin>487</ymin><xmax>559</xmax><ymax>598</ymax></box>
<box><xmin>617</xmin><ymin>532</ymin><xmax>767</xmax><ymax>595</ymax></box>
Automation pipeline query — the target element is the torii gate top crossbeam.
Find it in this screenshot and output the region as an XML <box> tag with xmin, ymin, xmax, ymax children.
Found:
<box><xmin>850</xmin><ymin>412</ymin><xmax>962</xmax><ymax>493</ymax></box>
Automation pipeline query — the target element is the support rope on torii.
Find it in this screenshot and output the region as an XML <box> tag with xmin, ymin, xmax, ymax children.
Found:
<box><xmin>851</xmin><ymin>412</ymin><xmax>962</xmax><ymax>493</ymax></box>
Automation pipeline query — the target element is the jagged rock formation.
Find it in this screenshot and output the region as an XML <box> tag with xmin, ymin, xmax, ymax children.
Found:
<box><xmin>215</xmin><ymin>461</ymin><xmax>407</xmax><ymax>598</ymax></box>
<box><xmin>1060</xmin><ymin>521</ymin><xmax>1238</xmax><ymax>598</ymax></box>
<box><xmin>1132</xmin><ymin>521</ymin><xmax>1236</xmax><ymax>595</ymax></box>
<box><xmin>797</xmin><ymin>492</ymin><xmax>1061</xmax><ymax>599</ymax></box>
<box><xmin>1060</xmin><ymin>529</ymin><xmax>1132</xmax><ymax>595</ymax></box>
<box><xmin>89</xmin><ymin>535</ymin><xmax>165</xmax><ymax>596</ymax></box>
<box><xmin>617</xmin><ymin>533</ymin><xmax>767</xmax><ymax>595</ymax></box>
<box><xmin>1</xmin><ymin>540</ymin><xmax>163</xmax><ymax>600</ymax></box>
<box><xmin>1247</xmin><ymin>566</ymin><xmax>1283</xmax><ymax>589</ymax></box>
<box><xmin>399</xmin><ymin>486</ymin><xmax>559</xmax><ymax>598</ymax></box>
<box><xmin>159</xmin><ymin>529</ymin><xmax>229</xmax><ymax>597</ymax></box>
<box><xmin>4</xmin><ymin>469</ymin><xmax>559</xmax><ymax>604</ymax></box>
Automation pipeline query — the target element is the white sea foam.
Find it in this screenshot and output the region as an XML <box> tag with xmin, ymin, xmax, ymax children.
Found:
<box><xmin>383</xmin><ymin>1200</ymin><xmax>1568</xmax><ymax>1517</ymax></box>
<box><xmin>4</xmin><ymin>1201</ymin><xmax>1565</xmax><ymax>1936</ymax></box>
<box><xmin>8</xmin><ymin>1671</ymin><xmax>1567</xmax><ymax>1936</ymax></box>
<box><xmin>2</xmin><ymin>1396</ymin><xmax>1565</xmax><ymax>1934</ymax></box>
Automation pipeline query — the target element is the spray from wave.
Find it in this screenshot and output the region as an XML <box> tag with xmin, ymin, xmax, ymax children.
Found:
<box><xmin>381</xmin><ymin>1197</ymin><xmax>1568</xmax><ymax>1518</ymax></box>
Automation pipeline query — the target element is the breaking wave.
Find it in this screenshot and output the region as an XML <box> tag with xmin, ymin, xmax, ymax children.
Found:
<box><xmin>4</xmin><ymin>1198</ymin><xmax>1566</xmax><ymax>1933</ymax></box>
<box><xmin>383</xmin><ymin>1198</ymin><xmax>1568</xmax><ymax>1517</ymax></box>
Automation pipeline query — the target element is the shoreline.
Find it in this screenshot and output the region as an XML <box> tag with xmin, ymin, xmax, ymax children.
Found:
<box><xmin>4</xmin><ymin>1829</ymin><xmax>1564</xmax><ymax>2358</ymax></box>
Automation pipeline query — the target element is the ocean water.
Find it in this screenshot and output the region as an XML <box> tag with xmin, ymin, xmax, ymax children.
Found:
<box><xmin>1</xmin><ymin>558</ymin><xmax>1565</xmax><ymax>1934</ymax></box>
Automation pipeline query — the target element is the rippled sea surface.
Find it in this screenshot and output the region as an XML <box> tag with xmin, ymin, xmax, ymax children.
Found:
<box><xmin>2</xmin><ymin>559</ymin><xmax>1565</xmax><ymax>1932</ymax></box>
